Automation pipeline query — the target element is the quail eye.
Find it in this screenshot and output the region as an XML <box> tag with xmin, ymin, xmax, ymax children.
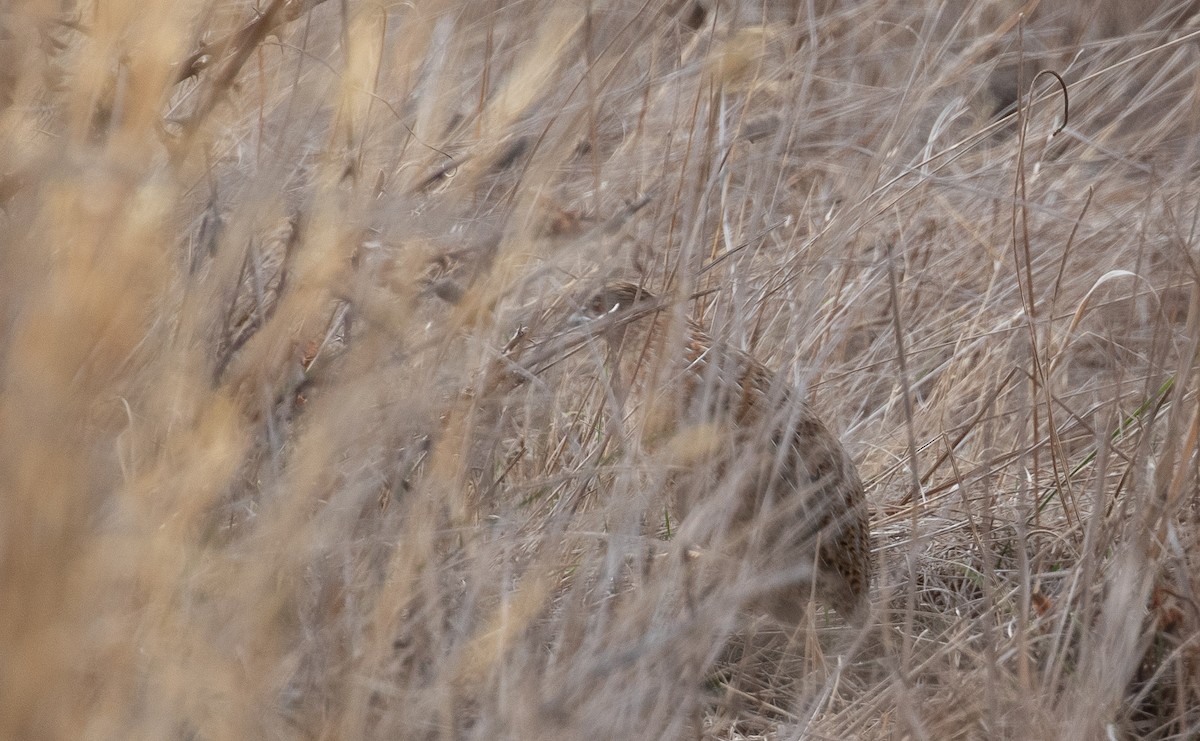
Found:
<box><xmin>589</xmin><ymin>296</ymin><xmax>621</xmax><ymax>316</ymax></box>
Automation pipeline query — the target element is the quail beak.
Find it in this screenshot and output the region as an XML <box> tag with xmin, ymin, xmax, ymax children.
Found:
<box><xmin>567</xmin><ymin>301</ymin><xmax>622</xmax><ymax>329</ymax></box>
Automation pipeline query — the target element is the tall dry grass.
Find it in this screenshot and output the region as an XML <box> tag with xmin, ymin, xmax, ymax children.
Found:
<box><xmin>1</xmin><ymin>0</ymin><xmax>1199</xmax><ymax>738</ymax></box>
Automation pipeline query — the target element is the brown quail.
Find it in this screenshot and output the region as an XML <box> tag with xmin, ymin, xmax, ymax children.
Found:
<box><xmin>572</xmin><ymin>281</ymin><xmax>871</xmax><ymax>626</ymax></box>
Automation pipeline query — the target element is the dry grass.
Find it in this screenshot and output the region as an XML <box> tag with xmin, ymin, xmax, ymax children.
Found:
<box><xmin>2</xmin><ymin>0</ymin><xmax>1200</xmax><ymax>738</ymax></box>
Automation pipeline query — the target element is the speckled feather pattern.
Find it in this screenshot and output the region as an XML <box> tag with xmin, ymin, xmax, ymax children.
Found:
<box><xmin>578</xmin><ymin>282</ymin><xmax>871</xmax><ymax>625</ymax></box>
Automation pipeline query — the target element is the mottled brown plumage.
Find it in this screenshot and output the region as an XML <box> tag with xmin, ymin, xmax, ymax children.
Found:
<box><xmin>574</xmin><ymin>281</ymin><xmax>871</xmax><ymax>625</ymax></box>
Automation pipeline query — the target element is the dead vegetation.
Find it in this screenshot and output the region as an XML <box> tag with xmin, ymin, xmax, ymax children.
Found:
<box><xmin>2</xmin><ymin>0</ymin><xmax>1199</xmax><ymax>738</ymax></box>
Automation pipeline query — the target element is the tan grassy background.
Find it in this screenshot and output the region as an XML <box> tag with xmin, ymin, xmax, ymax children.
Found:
<box><xmin>2</xmin><ymin>0</ymin><xmax>1199</xmax><ymax>738</ymax></box>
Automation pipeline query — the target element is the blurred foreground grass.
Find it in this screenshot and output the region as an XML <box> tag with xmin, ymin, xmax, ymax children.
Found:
<box><xmin>1</xmin><ymin>1</ymin><xmax>1199</xmax><ymax>738</ymax></box>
